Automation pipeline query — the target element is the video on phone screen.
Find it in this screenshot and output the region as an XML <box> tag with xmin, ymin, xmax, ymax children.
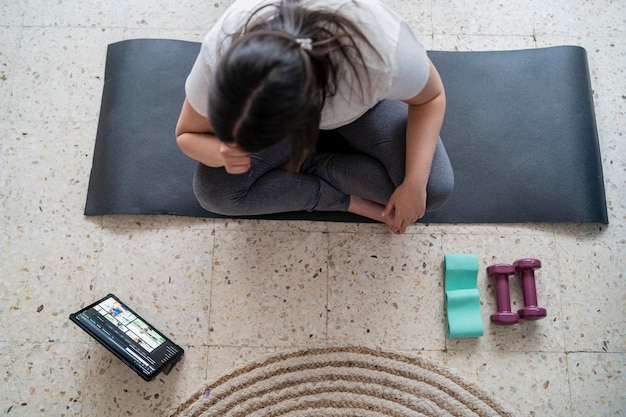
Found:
<box><xmin>94</xmin><ymin>297</ymin><xmax>166</xmax><ymax>353</ymax></box>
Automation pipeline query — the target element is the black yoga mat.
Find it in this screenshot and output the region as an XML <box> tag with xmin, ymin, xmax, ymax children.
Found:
<box><xmin>85</xmin><ymin>39</ymin><xmax>608</xmax><ymax>224</ymax></box>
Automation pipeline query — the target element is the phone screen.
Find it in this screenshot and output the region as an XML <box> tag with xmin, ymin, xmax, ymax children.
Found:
<box><xmin>70</xmin><ymin>294</ymin><xmax>184</xmax><ymax>381</ymax></box>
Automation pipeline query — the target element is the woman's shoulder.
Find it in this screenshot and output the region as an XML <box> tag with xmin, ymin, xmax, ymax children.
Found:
<box><xmin>317</xmin><ymin>0</ymin><xmax>404</xmax><ymax>61</ymax></box>
<box><xmin>199</xmin><ymin>0</ymin><xmax>279</xmax><ymax>58</ymax></box>
<box><xmin>307</xmin><ymin>0</ymin><xmax>404</xmax><ymax>24</ymax></box>
<box><xmin>213</xmin><ymin>0</ymin><xmax>405</xmax><ymax>37</ymax></box>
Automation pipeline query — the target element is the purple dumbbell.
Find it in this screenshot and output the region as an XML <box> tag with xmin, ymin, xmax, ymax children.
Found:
<box><xmin>513</xmin><ymin>258</ymin><xmax>547</xmax><ymax>320</ymax></box>
<box><xmin>487</xmin><ymin>263</ymin><xmax>520</xmax><ymax>325</ymax></box>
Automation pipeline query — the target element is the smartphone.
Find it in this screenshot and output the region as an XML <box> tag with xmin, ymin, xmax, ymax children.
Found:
<box><xmin>69</xmin><ymin>294</ymin><xmax>184</xmax><ymax>381</ymax></box>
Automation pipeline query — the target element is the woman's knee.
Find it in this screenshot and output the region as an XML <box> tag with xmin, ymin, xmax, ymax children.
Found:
<box><xmin>192</xmin><ymin>164</ymin><xmax>245</xmax><ymax>215</ymax></box>
<box><xmin>425</xmin><ymin>170</ymin><xmax>454</xmax><ymax>212</ymax></box>
<box><xmin>425</xmin><ymin>138</ymin><xmax>455</xmax><ymax>212</ymax></box>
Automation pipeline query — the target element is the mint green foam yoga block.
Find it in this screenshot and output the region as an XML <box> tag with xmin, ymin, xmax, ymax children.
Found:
<box><xmin>444</xmin><ymin>254</ymin><xmax>484</xmax><ymax>338</ymax></box>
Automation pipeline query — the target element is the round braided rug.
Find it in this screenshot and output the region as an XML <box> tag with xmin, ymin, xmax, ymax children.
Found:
<box><xmin>171</xmin><ymin>346</ymin><xmax>516</xmax><ymax>417</ymax></box>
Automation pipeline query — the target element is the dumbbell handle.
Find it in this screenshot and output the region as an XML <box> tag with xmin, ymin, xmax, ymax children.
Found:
<box><xmin>495</xmin><ymin>276</ymin><xmax>513</xmax><ymax>313</ymax></box>
<box><xmin>520</xmin><ymin>269</ymin><xmax>539</xmax><ymax>307</ymax></box>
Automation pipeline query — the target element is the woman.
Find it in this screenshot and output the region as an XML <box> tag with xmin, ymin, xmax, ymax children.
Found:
<box><xmin>176</xmin><ymin>0</ymin><xmax>453</xmax><ymax>234</ymax></box>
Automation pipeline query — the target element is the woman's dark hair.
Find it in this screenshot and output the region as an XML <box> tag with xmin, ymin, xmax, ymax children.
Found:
<box><xmin>208</xmin><ymin>0</ymin><xmax>379</xmax><ymax>166</ymax></box>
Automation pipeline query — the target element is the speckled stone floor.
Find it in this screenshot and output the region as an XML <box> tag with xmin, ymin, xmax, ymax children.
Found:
<box><xmin>1</xmin><ymin>1</ymin><xmax>624</xmax><ymax>416</ymax></box>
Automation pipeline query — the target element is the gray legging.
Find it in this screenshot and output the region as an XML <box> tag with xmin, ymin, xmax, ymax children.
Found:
<box><xmin>193</xmin><ymin>100</ymin><xmax>454</xmax><ymax>216</ymax></box>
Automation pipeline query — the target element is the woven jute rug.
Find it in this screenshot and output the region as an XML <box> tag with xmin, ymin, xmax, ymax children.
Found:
<box><xmin>171</xmin><ymin>346</ymin><xmax>516</xmax><ymax>417</ymax></box>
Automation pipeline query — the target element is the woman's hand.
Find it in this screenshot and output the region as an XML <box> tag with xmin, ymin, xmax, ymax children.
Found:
<box><xmin>220</xmin><ymin>142</ymin><xmax>251</xmax><ymax>174</ymax></box>
<box><xmin>382</xmin><ymin>181</ymin><xmax>427</xmax><ymax>234</ymax></box>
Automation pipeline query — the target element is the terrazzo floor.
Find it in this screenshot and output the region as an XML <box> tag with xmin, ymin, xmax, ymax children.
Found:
<box><xmin>1</xmin><ymin>0</ymin><xmax>624</xmax><ymax>416</ymax></box>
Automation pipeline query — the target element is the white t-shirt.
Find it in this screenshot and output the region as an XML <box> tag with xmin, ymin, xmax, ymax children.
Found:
<box><xmin>185</xmin><ymin>0</ymin><xmax>430</xmax><ymax>129</ymax></box>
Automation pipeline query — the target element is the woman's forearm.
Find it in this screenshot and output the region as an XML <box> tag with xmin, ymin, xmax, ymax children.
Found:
<box><xmin>403</xmin><ymin>60</ymin><xmax>446</xmax><ymax>189</ymax></box>
<box><xmin>176</xmin><ymin>131</ymin><xmax>225</xmax><ymax>168</ymax></box>
<box><xmin>404</xmin><ymin>92</ymin><xmax>446</xmax><ymax>188</ymax></box>
<box><xmin>175</xmin><ymin>98</ymin><xmax>226</xmax><ymax>168</ymax></box>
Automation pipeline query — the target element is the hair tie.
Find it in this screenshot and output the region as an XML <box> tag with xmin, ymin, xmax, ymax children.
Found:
<box><xmin>295</xmin><ymin>37</ymin><xmax>313</xmax><ymax>51</ymax></box>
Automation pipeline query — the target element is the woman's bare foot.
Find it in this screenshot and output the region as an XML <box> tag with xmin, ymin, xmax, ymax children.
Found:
<box><xmin>347</xmin><ymin>195</ymin><xmax>401</xmax><ymax>234</ymax></box>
